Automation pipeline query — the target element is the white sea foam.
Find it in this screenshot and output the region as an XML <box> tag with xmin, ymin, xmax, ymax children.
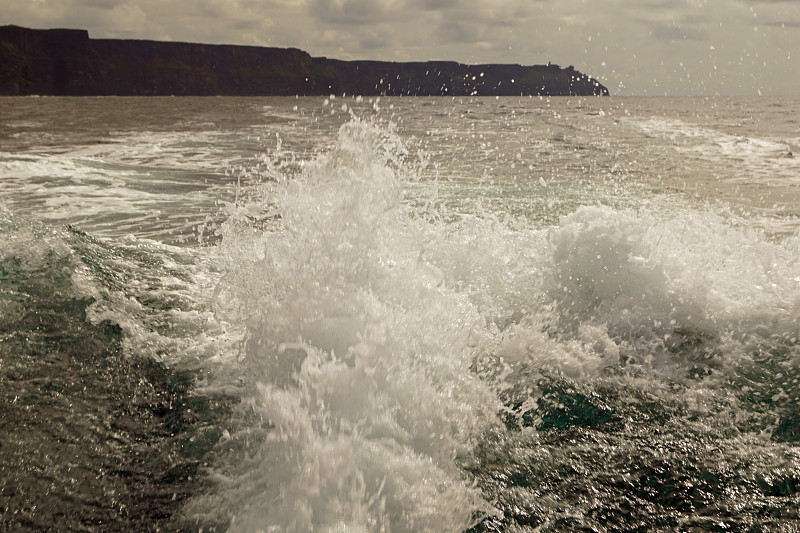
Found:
<box><xmin>4</xmin><ymin>98</ymin><xmax>800</xmax><ymax>531</ymax></box>
<box><xmin>193</xmin><ymin>119</ymin><xmax>501</xmax><ymax>532</ymax></box>
<box><xmin>6</xmin><ymin>96</ymin><xmax>800</xmax><ymax>532</ymax></box>
<box><xmin>542</xmin><ymin>205</ymin><xmax>800</xmax><ymax>379</ymax></box>
<box><xmin>628</xmin><ymin>116</ymin><xmax>800</xmax><ymax>184</ymax></box>
<box><xmin>183</xmin><ymin>114</ymin><xmax>800</xmax><ymax>531</ymax></box>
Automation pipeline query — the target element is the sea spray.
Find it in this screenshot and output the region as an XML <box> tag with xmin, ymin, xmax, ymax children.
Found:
<box><xmin>193</xmin><ymin>116</ymin><xmax>800</xmax><ymax>531</ymax></box>
<box><xmin>461</xmin><ymin>205</ymin><xmax>800</xmax><ymax>531</ymax></box>
<box><xmin>197</xmin><ymin>119</ymin><xmax>501</xmax><ymax>532</ymax></box>
<box><xmin>4</xmin><ymin>97</ymin><xmax>800</xmax><ymax>532</ymax></box>
<box><xmin>543</xmin><ymin>205</ymin><xmax>800</xmax><ymax>381</ymax></box>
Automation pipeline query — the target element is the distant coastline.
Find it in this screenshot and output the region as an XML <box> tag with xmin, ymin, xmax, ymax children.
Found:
<box><xmin>0</xmin><ymin>25</ymin><xmax>609</xmax><ymax>97</ymax></box>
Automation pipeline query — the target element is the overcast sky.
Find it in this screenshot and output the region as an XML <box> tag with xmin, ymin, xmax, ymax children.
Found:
<box><xmin>3</xmin><ymin>0</ymin><xmax>799</xmax><ymax>95</ymax></box>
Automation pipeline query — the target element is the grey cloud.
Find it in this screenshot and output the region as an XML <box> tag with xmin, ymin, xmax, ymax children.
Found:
<box><xmin>80</xmin><ymin>0</ymin><xmax>128</xmax><ymax>8</ymax></box>
<box><xmin>308</xmin><ymin>0</ymin><xmax>402</xmax><ymax>24</ymax></box>
<box><xmin>651</xmin><ymin>23</ymin><xmax>708</xmax><ymax>42</ymax></box>
<box><xmin>763</xmin><ymin>20</ymin><xmax>800</xmax><ymax>28</ymax></box>
<box><xmin>438</xmin><ymin>19</ymin><xmax>483</xmax><ymax>43</ymax></box>
<box><xmin>359</xmin><ymin>31</ymin><xmax>390</xmax><ymax>49</ymax></box>
<box><xmin>231</xmin><ymin>18</ymin><xmax>263</xmax><ymax>30</ymax></box>
<box><xmin>410</xmin><ymin>0</ymin><xmax>530</xmax><ymax>24</ymax></box>
<box><xmin>196</xmin><ymin>1</ymin><xmax>231</xmax><ymax>18</ymax></box>
<box><xmin>616</xmin><ymin>0</ymin><xmax>685</xmax><ymax>20</ymax></box>
<box><xmin>628</xmin><ymin>13</ymin><xmax>709</xmax><ymax>27</ymax></box>
<box><xmin>634</xmin><ymin>0</ymin><xmax>683</xmax><ymax>8</ymax></box>
<box><xmin>419</xmin><ymin>0</ymin><xmax>460</xmax><ymax>9</ymax></box>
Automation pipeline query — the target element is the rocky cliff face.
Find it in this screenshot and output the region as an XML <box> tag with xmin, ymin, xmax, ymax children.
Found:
<box><xmin>0</xmin><ymin>25</ymin><xmax>609</xmax><ymax>96</ymax></box>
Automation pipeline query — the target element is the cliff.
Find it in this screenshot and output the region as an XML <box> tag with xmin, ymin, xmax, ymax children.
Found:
<box><xmin>0</xmin><ymin>25</ymin><xmax>609</xmax><ymax>97</ymax></box>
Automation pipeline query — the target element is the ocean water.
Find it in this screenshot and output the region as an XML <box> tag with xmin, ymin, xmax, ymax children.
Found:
<box><xmin>1</xmin><ymin>95</ymin><xmax>799</xmax><ymax>532</ymax></box>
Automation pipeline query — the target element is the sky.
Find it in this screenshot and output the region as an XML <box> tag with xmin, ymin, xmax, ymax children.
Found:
<box><xmin>3</xmin><ymin>0</ymin><xmax>799</xmax><ymax>96</ymax></box>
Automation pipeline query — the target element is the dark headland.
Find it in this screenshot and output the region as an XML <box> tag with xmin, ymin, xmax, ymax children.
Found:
<box><xmin>0</xmin><ymin>25</ymin><xmax>609</xmax><ymax>97</ymax></box>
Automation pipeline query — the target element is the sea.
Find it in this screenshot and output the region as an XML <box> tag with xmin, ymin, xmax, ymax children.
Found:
<box><xmin>1</xmin><ymin>95</ymin><xmax>799</xmax><ymax>532</ymax></box>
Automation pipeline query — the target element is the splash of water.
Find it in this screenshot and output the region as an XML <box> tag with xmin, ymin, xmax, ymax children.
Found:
<box><xmin>191</xmin><ymin>115</ymin><xmax>800</xmax><ymax>532</ymax></box>
<box><xmin>198</xmin><ymin>119</ymin><xmax>501</xmax><ymax>532</ymax></box>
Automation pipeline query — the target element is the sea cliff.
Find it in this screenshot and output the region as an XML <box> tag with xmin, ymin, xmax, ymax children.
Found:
<box><xmin>0</xmin><ymin>25</ymin><xmax>609</xmax><ymax>97</ymax></box>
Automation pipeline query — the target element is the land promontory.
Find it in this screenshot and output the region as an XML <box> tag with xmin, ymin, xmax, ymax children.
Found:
<box><xmin>0</xmin><ymin>25</ymin><xmax>609</xmax><ymax>97</ymax></box>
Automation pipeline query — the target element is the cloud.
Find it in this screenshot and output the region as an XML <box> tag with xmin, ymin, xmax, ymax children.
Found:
<box><xmin>650</xmin><ymin>22</ymin><xmax>709</xmax><ymax>42</ymax></box>
<box><xmin>430</xmin><ymin>0</ymin><xmax>532</xmax><ymax>24</ymax></box>
<box><xmin>358</xmin><ymin>28</ymin><xmax>391</xmax><ymax>49</ymax></box>
<box><xmin>104</xmin><ymin>3</ymin><xmax>147</xmax><ymax>33</ymax></box>
<box><xmin>82</xmin><ymin>0</ymin><xmax>128</xmax><ymax>8</ymax></box>
<box><xmin>419</xmin><ymin>0</ymin><xmax>459</xmax><ymax>8</ymax></box>
<box><xmin>306</xmin><ymin>0</ymin><xmax>532</xmax><ymax>29</ymax></box>
<box><xmin>438</xmin><ymin>19</ymin><xmax>483</xmax><ymax>43</ymax></box>
<box><xmin>763</xmin><ymin>20</ymin><xmax>800</xmax><ymax>28</ymax></box>
<box><xmin>308</xmin><ymin>0</ymin><xmax>406</xmax><ymax>24</ymax></box>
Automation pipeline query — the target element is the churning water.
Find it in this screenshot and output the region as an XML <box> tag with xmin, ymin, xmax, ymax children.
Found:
<box><xmin>1</xmin><ymin>96</ymin><xmax>800</xmax><ymax>532</ymax></box>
